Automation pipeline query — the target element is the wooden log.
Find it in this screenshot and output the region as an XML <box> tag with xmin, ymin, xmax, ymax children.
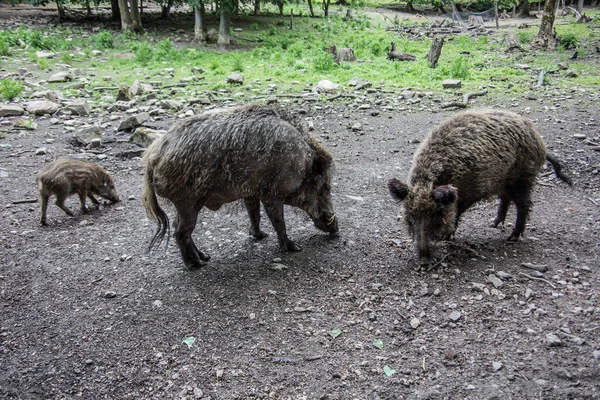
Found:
<box><xmin>427</xmin><ymin>37</ymin><xmax>444</xmax><ymax>68</ymax></box>
<box><xmin>387</xmin><ymin>42</ymin><xmax>416</xmax><ymax>61</ymax></box>
<box><xmin>335</xmin><ymin>48</ymin><xmax>357</xmax><ymax>64</ymax></box>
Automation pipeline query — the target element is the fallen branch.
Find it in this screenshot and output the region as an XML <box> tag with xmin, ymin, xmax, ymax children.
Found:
<box><xmin>586</xmin><ymin>197</ymin><xmax>600</xmax><ymax>207</ymax></box>
<box><xmin>426</xmin><ymin>251</ymin><xmax>457</xmax><ymax>271</ymax></box>
<box><xmin>520</xmin><ymin>262</ymin><xmax>548</xmax><ymax>273</ymax></box>
<box><xmin>441</xmin><ymin>88</ymin><xmax>488</xmax><ymax>109</ymax></box>
<box><xmin>518</xmin><ymin>272</ymin><xmax>556</xmax><ymax>289</ymax></box>
<box><xmin>13</xmin><ymin>198</ymin><xmax>38</xmax><ymax>204</ymax></box>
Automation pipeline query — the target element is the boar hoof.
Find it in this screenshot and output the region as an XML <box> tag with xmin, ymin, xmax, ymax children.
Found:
<box><xmin>419</xmin><ymin>256</ymin><xmax>432</xmax><ymax>266</ymax></box>
<box><xmin>252</xmin><ymin>231</ymin><xmax>269</xmax><ymax>240</ymax></box>
<box><xmin>506</xmin><ymin>234</ymin><xmax>520</xmax><ymax>242</ymax></box>
<box><xmin>281</xmin><ymin>239</ymin><xmax>302</xmax><ymax>252</ymax></box>
<box><xmin>183</xmin><ymin>257</ymin><xmax>207</xmax><ymax>269</ymax></box>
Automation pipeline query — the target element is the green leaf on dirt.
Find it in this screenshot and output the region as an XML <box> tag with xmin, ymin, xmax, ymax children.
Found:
<box><xmin>373</xmin><ymin>339</ymin><xmax>383</xmax><ymax>349</ymax></box>
<box><xmin>182</xmin><ymin>337</ymin><xmax>195</xmax><ymax>348</ymax></box>
<box><xmin>329</xmin><ymin>328</ymin><xmax>342</xmax><ymax>338</ymax></box>
<box><xmin>383</xmin><ymin>365</ymin><xmax>396</xmax><ymax>377</ymax></box>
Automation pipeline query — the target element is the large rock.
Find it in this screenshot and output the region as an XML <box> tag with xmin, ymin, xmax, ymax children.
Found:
<box><xmin>316</xmin><ymin>80</ymin><xmax>339</xmax><ymax>94</ymax></box>
<box><xmin>63</xmin><ymin>99</ymin><xmax>91</xmax><ymax>116</ymax></box>
<box><xmin>128</xmin><ymin>127</ymin><xmax>166</xmax><ymax>146</ymax></box>
<box><xmin>0</xmin><ymin>105</ymin><xmax>25</xmax><ymax>117</ymax></box>
<box><xmin>31</xmin><ymin>90</ymin><xmax>64</xmax><ymax>102</ymax></box>
<box><xmin>442</xmin><ymin>79</ymin><xmax>462</xmax><ymax>89</ymax></box>
<box><xmin>118</xmin><ymin>112</ymin><xmax>150</xmax><ymax>131</ymax></box>
<box><xmin>48</xmin><ymin>71</ymin><xmax>72</xmax><ymax>83</ymax></box>
<box><xmin>35</xmin><ymin>51</ymin><xmax>55</xmax><ymax>59</ymax></box>
<box><xmin>72</xmin><ymin>125</ymin><xmax>102</xmax><ymax>146</ymax></box>
<box><xmin>158</xmin><ymin>100</ymin><xmax>182</xmax><ymax>110</ymax></box>
<box><xmin>130</xmin><ymin>80</ymin><xmax>142</xmax><ymax>96</ymax></box>
<box><xmin>226</xmin><ymin>73</ymin><xmax>244</xmax><ymax>85</ymax></box>
<box><xmin>26</xmin><ymin>100</ymin><xmax>60</xmax><ymax>116</ymax></box>
<box><xmin>116</xmin><ymin>84</ymin><xmax>134</xmax><ymax>101</ymax></box>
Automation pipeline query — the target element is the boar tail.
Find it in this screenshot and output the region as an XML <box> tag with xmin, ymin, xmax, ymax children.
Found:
<box><xmin>546</xmin><ymin>154</ymin><xmax>573</xmax><ymax>186</ymax></box>
<box><xmin>142</xmin><ymin>165</ymin><xmax>170</xmax><ymax>252</ymax></box>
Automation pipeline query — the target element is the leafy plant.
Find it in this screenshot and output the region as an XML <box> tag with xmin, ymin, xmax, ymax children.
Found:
<box><xmin>313</xmin><ymin>51</ymin><xmax>335</xmax><ymax>72</ymax></box>
<box><xmin>37</xmin><ymin>57</ymin><xmax>50</xmax><ymax>70</ymax></box>
<box><xmin>0</xmin><ymin>37</ymin><xmax>10</xmax><ymax>56</ymax></box>
<box><xmin>134</xmin><ymin>42</ymin><xmax>153</xmax><ymax>66</ymax></box>
<box><xmin>558</xmin><ymin>33</ymin><xmax>578</xmax><ymax>50</ymax></box>
<box><xmin>450</xmin><ymin>55</ymin><xmax>469</xmax><ymax>79</ymax></box>
<box><xmin>232</xmin><ymin>55</ymin><xmax>244</xmax><ymax>72</ymax></box>
<box><xmin>95</xmin><ymin>30</ymin><xmax>114</xmax><ymax>50</ymax></box>
<box><xmin>0</xmin><ymin>78</ymin><xmax>25</xmax><ymax>101</ymax></box>
<box><xmin>517</xmin><ymin>31</ymin><xmax>534</xmax><ymax>45</ymax></box>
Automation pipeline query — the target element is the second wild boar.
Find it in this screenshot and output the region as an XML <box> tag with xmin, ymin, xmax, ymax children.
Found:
<box><xmin>388</xmin><ymin>109</ymin><xmax>572</xmax><ymax>265</ymax></box>
<box><xmin>37</xmin><ymin>158</ymin><xmax>120</xmax><ymax>225</ymax></box>
<box><xmin>142</xmin><ymin>105</ymin><xmax>339</xmax><ymax>268</ymax></box>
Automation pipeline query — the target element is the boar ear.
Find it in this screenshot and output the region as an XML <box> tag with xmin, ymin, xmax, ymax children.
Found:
<box><xmin>388</xmin><ymin>178</ymin><xmax>409</xmax><ymax>201</ymax></box>
<box><xmin>431</xmin><ymin>185</ymin><xmax>457</xmax><ymax>206</ymax></box>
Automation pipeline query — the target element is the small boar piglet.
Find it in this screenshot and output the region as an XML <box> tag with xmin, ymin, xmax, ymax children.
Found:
<box><xmin>37</xmin><ymin>159</ymin><xmax>120</xmax><ymax>225</ymax></box>
<box><xmin>142</xmin><ymin>105</ymin><xmax>339</xmax><ymax>269</ymax></box>
<box><xmin>389</xmin><ymin>109</ymin><xmax>572</xmax><ymax>265</ymax></box>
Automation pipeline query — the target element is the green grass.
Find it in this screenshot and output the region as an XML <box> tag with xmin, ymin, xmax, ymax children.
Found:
<box><xmin>0</xmin><ymin>13</ymin><xmax>598</xmax><ymax>101</ymax></box>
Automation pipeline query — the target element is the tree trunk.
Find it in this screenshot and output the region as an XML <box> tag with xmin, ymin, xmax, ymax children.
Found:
<box><xmin>111</xmin><ymin>0</ymin><xmax>121</xmax><ymax>22</ymax></box>
<box><xmin>129</xmin><ymin>0</ymin><xmax>143</xmax><ymax>32</ymax></box>
<box><xmin>323</xmin><ymin>0</ymin><xmax>331</xmax><ymax>17</ymax></box>
<box><xmin>85</xmin><ymin>0</ymin><xmax>92</xmax><ymax>17</ymax></box>
<box><xmin>515</xmin><ymin>0</ymin><xmax>532</xmax><ymax>17</ymax></box>
<box><xmin>56</xmin><ymin>0</ymin><xmax>65</xmax><ymax>21</ymax></box>
<box><xmin>161</xmin><ymin>4</ymin><xmax>171</xmax><ymax>19</ymax></box>
<box><xmin>427</xmin><ymin>37</ymin><xmax>444</xmax><ymax>68</ymax></box>
<box><xmin>532</xmin><ymin>0</ymin><xmax>558</xmax><ymax>49</ymax></box>
<box><xmin>118</xmin><ymin>0</ymin><xmax>133</xmax><ymax>31</ymax></box>
<box><xmin>406</xmin><ymin>0</ymin><xmax>415</xmax><ymax>12</ymax></box>
<box><xmin>278</xmin><ymin>1</ymin><xmax>283</xmax><ymax>15</ymax></box>
<box><xmin>218</xmin><ymin>10</ymin><xmax>231</xmax><ymax>47</ymax></box>
<box><xmin>194</xmin><ymin>5</ymin><xmax>208</xmax><ymax>42</ymax></box>
<box><xmin>253</xmin><ymin>0</ymin><xmax>260</xmax><ymax>16</ymax></box>
<box><xmin>576</xmin><ymin>0</ymin><xmax>583</xmax><ymax>14</ymax></box>
<box><xmin>307</xmin><ymin>0</ymin><xmax>315</xmax><ymax>17</ymax></box>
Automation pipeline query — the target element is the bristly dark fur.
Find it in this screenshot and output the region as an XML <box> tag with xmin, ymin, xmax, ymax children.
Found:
<box><xmin>388</xmin><ymin>109</ymin><xmax>572</xmax><ymax>264</ymax></box>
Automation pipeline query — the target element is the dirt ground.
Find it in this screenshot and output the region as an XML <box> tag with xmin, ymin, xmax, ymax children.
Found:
<box><xmin>2</xmin><ymin>4</ymin><xmax>600</xmax><ymax>400</ymax></box>
<box><xmin>1</xmin><ymin>98</ymin><xmax>599</xmax><ymax>399</ymax></box>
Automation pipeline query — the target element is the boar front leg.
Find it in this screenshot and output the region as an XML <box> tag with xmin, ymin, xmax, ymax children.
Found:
<box><xmin>491</xmin><ymin>194</ymin><xmax>511</xmax><ymax>228</ymax></box>
<box><xmin>173</xmin><ymin>204</ymin><xmax>211</xmax><ymax>268</ymax></box>
<box><xmin>40</xmin><ymin>193</ymin><xmax>50</xmax><ymax>225</ymax></box>
<box><xmin>244</xmin><ymin>197</ymin><xmax>268</xmax><ymax>240</ymax></box>
<box><xmin>88</xmin><ymin>193</ymin><xmax>101</xmax><ymax>208</ymax></box>
<box><xmin>55</xmin><ymin>193</ymin><xmax>74</xmax><ymax>217</ymax></box>
<box><xmin>263</xmin><ymin>203</ymin><xmax>301</xmax><ymax>252</ymax></box>
<box><xmin>78</xmin><ymin>191</ymin><xmax>90</xmax><ymax>213</ymax></box>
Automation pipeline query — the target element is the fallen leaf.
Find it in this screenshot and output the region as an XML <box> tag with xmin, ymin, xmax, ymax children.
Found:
<box><xmin>383</xmin><ymin>365</ymin><xmax>396</xmax><ymax>377</ymax></box>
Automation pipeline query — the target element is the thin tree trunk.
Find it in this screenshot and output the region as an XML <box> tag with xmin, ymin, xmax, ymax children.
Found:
<box><xmin>129</xmin><ymin>0</ymin><xmax>143</xmax><ymax>32</ymax></box>
<box><xmin>253</xmin><ymin>0</ymin><xmax>260</xmax><ymax>16</ymax></box>
<box><xmin>307</xmin><ymin>0</ymin><xmax>315</xmax><ymax>17</ymax></box>
<box><xmin>532</xmin><ymin>0</ymin><xmax>558</xmax><ymax>49</ymax></box>
<box><xmin>218</xmin><ymin>10</ymin><xmax>231</xmax><ymax>47</ymax></box>
<box><xmin>161</xmin><ymin>4</ymin><xmax>171</xmax><ymax>19</ymax></box>
<box><xmin>56</xmin><ymin>0</ymin><xmax>65</xmax><ymax>21</ymax></box>
<box><xmin>194</xmin><ymin>4</ymin><xmax>208</xmax><ymax>42</ymax></box>
<box><xmin>278</xmin><ymin>1</ymin><xmax>283</xmax><ymax>15</ymax></box>
<box><xmin>576</xmin><ymin>0</ymin><xmax>583</xmax><ymax>14</ymax></box>
<box><xmin>111</xmin><ymin>0</ymin><xmax>121</xmax><ymax>21</ymax></box>
<box><xmin>515</xmin><ymin>0</ymin><xmax>531</xmax><ymax>17</ymax></box>
<box><xmin>85</xmin><ymin>0</ymin><xmax>92</xmax><ymax>17</ymax></box>
<box><xmin>323</xmin><ymin>0</ymin><xmax>331</xmax><ymax>17</ymax></box>
<box><xmin>118</xmin><ymin>0</ymin><xmax>133</xmax><ymax>31</ymax></box>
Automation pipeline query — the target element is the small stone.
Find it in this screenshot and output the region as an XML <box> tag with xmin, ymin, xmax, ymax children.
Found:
<box><xmin>496</xmin><ymin>271</ymin><xmax>511</xmax><ymax>279</ymax></box>
<box><xmin>593</xmin><ymin>350</ymin><xmax>600</xmax><ymax>359</ymax></box>
<box><xmin>104</xmin><ymin>291</ymin><xmax>117</xmax><ymax>298</ymax></box>
<box><xmin>35</xmin><ymin>147</ymin><xmax>47</xmax><ymax>155</ymax></box>
<box><xmin>358</xmin><ymin>104</ymin><xmax>371</xmax><ymax>109</ymax></box>
<box><xmin>492</xmin><ymin>361</ymin><xmax>503</xmax><ymax>372</ymax></box>
<box><xmin>565</xmin><ymin>70</ymin><xmax>578</xmax><ymax>78</ymax></box>
<box><xmin>465</xmin><ymin>384</ymin><xmax>475</xmax><ymax>390</ymax></box>
<box><xmin>449</xmin><ymin>311</ymin><xmax>462</xmax><ymax>322</ymax></box>
<box><xmin>216</xmin><ymin>369</ymin><xmax>224</xmax><ymax>379</ymax></box>
<box><xmin>89</xmin><ymin>138</ymin><xmax>102</xmax><ymax>148</ymax></box>
<box><xmin>570</xmin><ymin>336</ymin><xmax>585</xmax><ymax>346</ymax></box>
<box><xmin>315</xmin><ymin>80</ymin><xmax>339</xmax><ymax>94</ymax></box>
<box><xmin>471</xmin><ymin>282</ymin><xmax>486</xmax><ymax>292</ymax></box>
<box><xmin>487</xmin><ymin>274</ymin><xmax>503</xmax><ymax>288</ymax></box>
<box><xmin>64</xmin><ymin>99</ymin><xmax>91</xmax><ymax>116</ymax></box>
<box><xmin>557</xmin><ymin>61</ymin><xmax>569</xmax><ymax>70</ymax></box>
<box><xmin>85</xmin><ymin>359</ymin><xmax>93</xmax><ymax>365</ymax></box>
<box><xmin>524</xmin><ymin>287</ymin><xmax>534</xmax><ymax>299</ymax></box>
<box><xmin>26</xmin><ymin>100</ymin><xmax>60</xmax><ymax>116</ymax></box>
<box><xmin>573</xmin><ymin>133</ymin><xmax>587</xmax><ymax>140</ymax></box>
<box><xmin>410</xmin><ymin>318</ymin><xmax>420</xmax><ymax>329</ymax></box>
<box><xmin>351</xmin><ymin>123</ymin><xmax>362</xmax><ymax>131</ymax></box>
<box><xmin>118</xmin><ymin>112</ymin><xmax>149</xmax><ymax>131</ymax></box>
<box><xmin>48</xmin><ymin>71</ymin><xmax>72</xmax><ymax>83</ymax></box>
<box><xmin>153</xmin><ymin>300</ymin><xmax>162</xmax><ymax>308</ymax></box>
<box><xmin>35</xmin><ymin>50</ymin><xmax>56</xmax><ymax>58</ymax></box>
<box><xmin>545</xmin><ymin>333</ymin><xmax>562</xmax><ymax>347</ymax></box>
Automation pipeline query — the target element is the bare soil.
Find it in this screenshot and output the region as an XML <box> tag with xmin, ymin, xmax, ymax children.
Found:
<box><xmin>2</xmin><ymin>5</ymin><xmax>600</xmax><ymax>400</ymax></box>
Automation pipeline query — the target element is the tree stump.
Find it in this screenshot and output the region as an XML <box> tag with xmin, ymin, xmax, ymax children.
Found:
<box><xmin>387</xmin><ymin>42</ymin><xmax>416</xmax><ymax>62</ymax></box>
<box><xmin>505</xmin><ymin>33</ymin><xmax>524</xmax><ymax>52</ymax></box>
<box><xmin>335</xmin><ymin>48</ymin><xmax>357</xmax><ymax>64</ymax></box>
<box><xmin>427</xmin><ymin>37</ymin><xmax>444</xmax><ymax>68</ymax></box>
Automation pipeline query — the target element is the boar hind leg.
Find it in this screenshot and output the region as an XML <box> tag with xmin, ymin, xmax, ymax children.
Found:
<box><xmin>173</xmin><ymin>204</ymin><xmax>210</xmax><ymax>268</ymax></box>
<box><xmin>491</xmin><ymin>195</ymin><xmax>511</xmax><ymax>228</ymax></box>
<box><xmin>40</xmin><ymin>193</ymin><xmax>50</xmax><ymax>226</ymax></box>
<box><xmin>244</xmin><ymin>197</ymin><xmax>268</xmax><ymax>240</ymax></box>
<box><xmin>55</xmin><ymin>194</ymin><xmax>74</xmax><ymax>217</ymax></box>
<box><xmin>507</xmin><ymin>181</ymin><xmax>533</xmax><ymax>241</ymax></box>
<box><xmin>264</xmin><ymin>203</ymin><xmax>301</xmax><ymax>252</ymax></box>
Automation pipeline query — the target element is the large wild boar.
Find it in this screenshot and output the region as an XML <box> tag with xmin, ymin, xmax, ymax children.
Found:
<box><xmin>37</xmin><ymin>158</ymin><xmax>120</xmax><ymax>225</ymax></box>
<box><xmin>142</xmin><ymin>105</ymin><xmax>339</xmax><ymax>268</ymax></box>
<box><xmin>388</xmin><ymin>109</ymin><xmax>572</xmax><ymax>264</ymax></box>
